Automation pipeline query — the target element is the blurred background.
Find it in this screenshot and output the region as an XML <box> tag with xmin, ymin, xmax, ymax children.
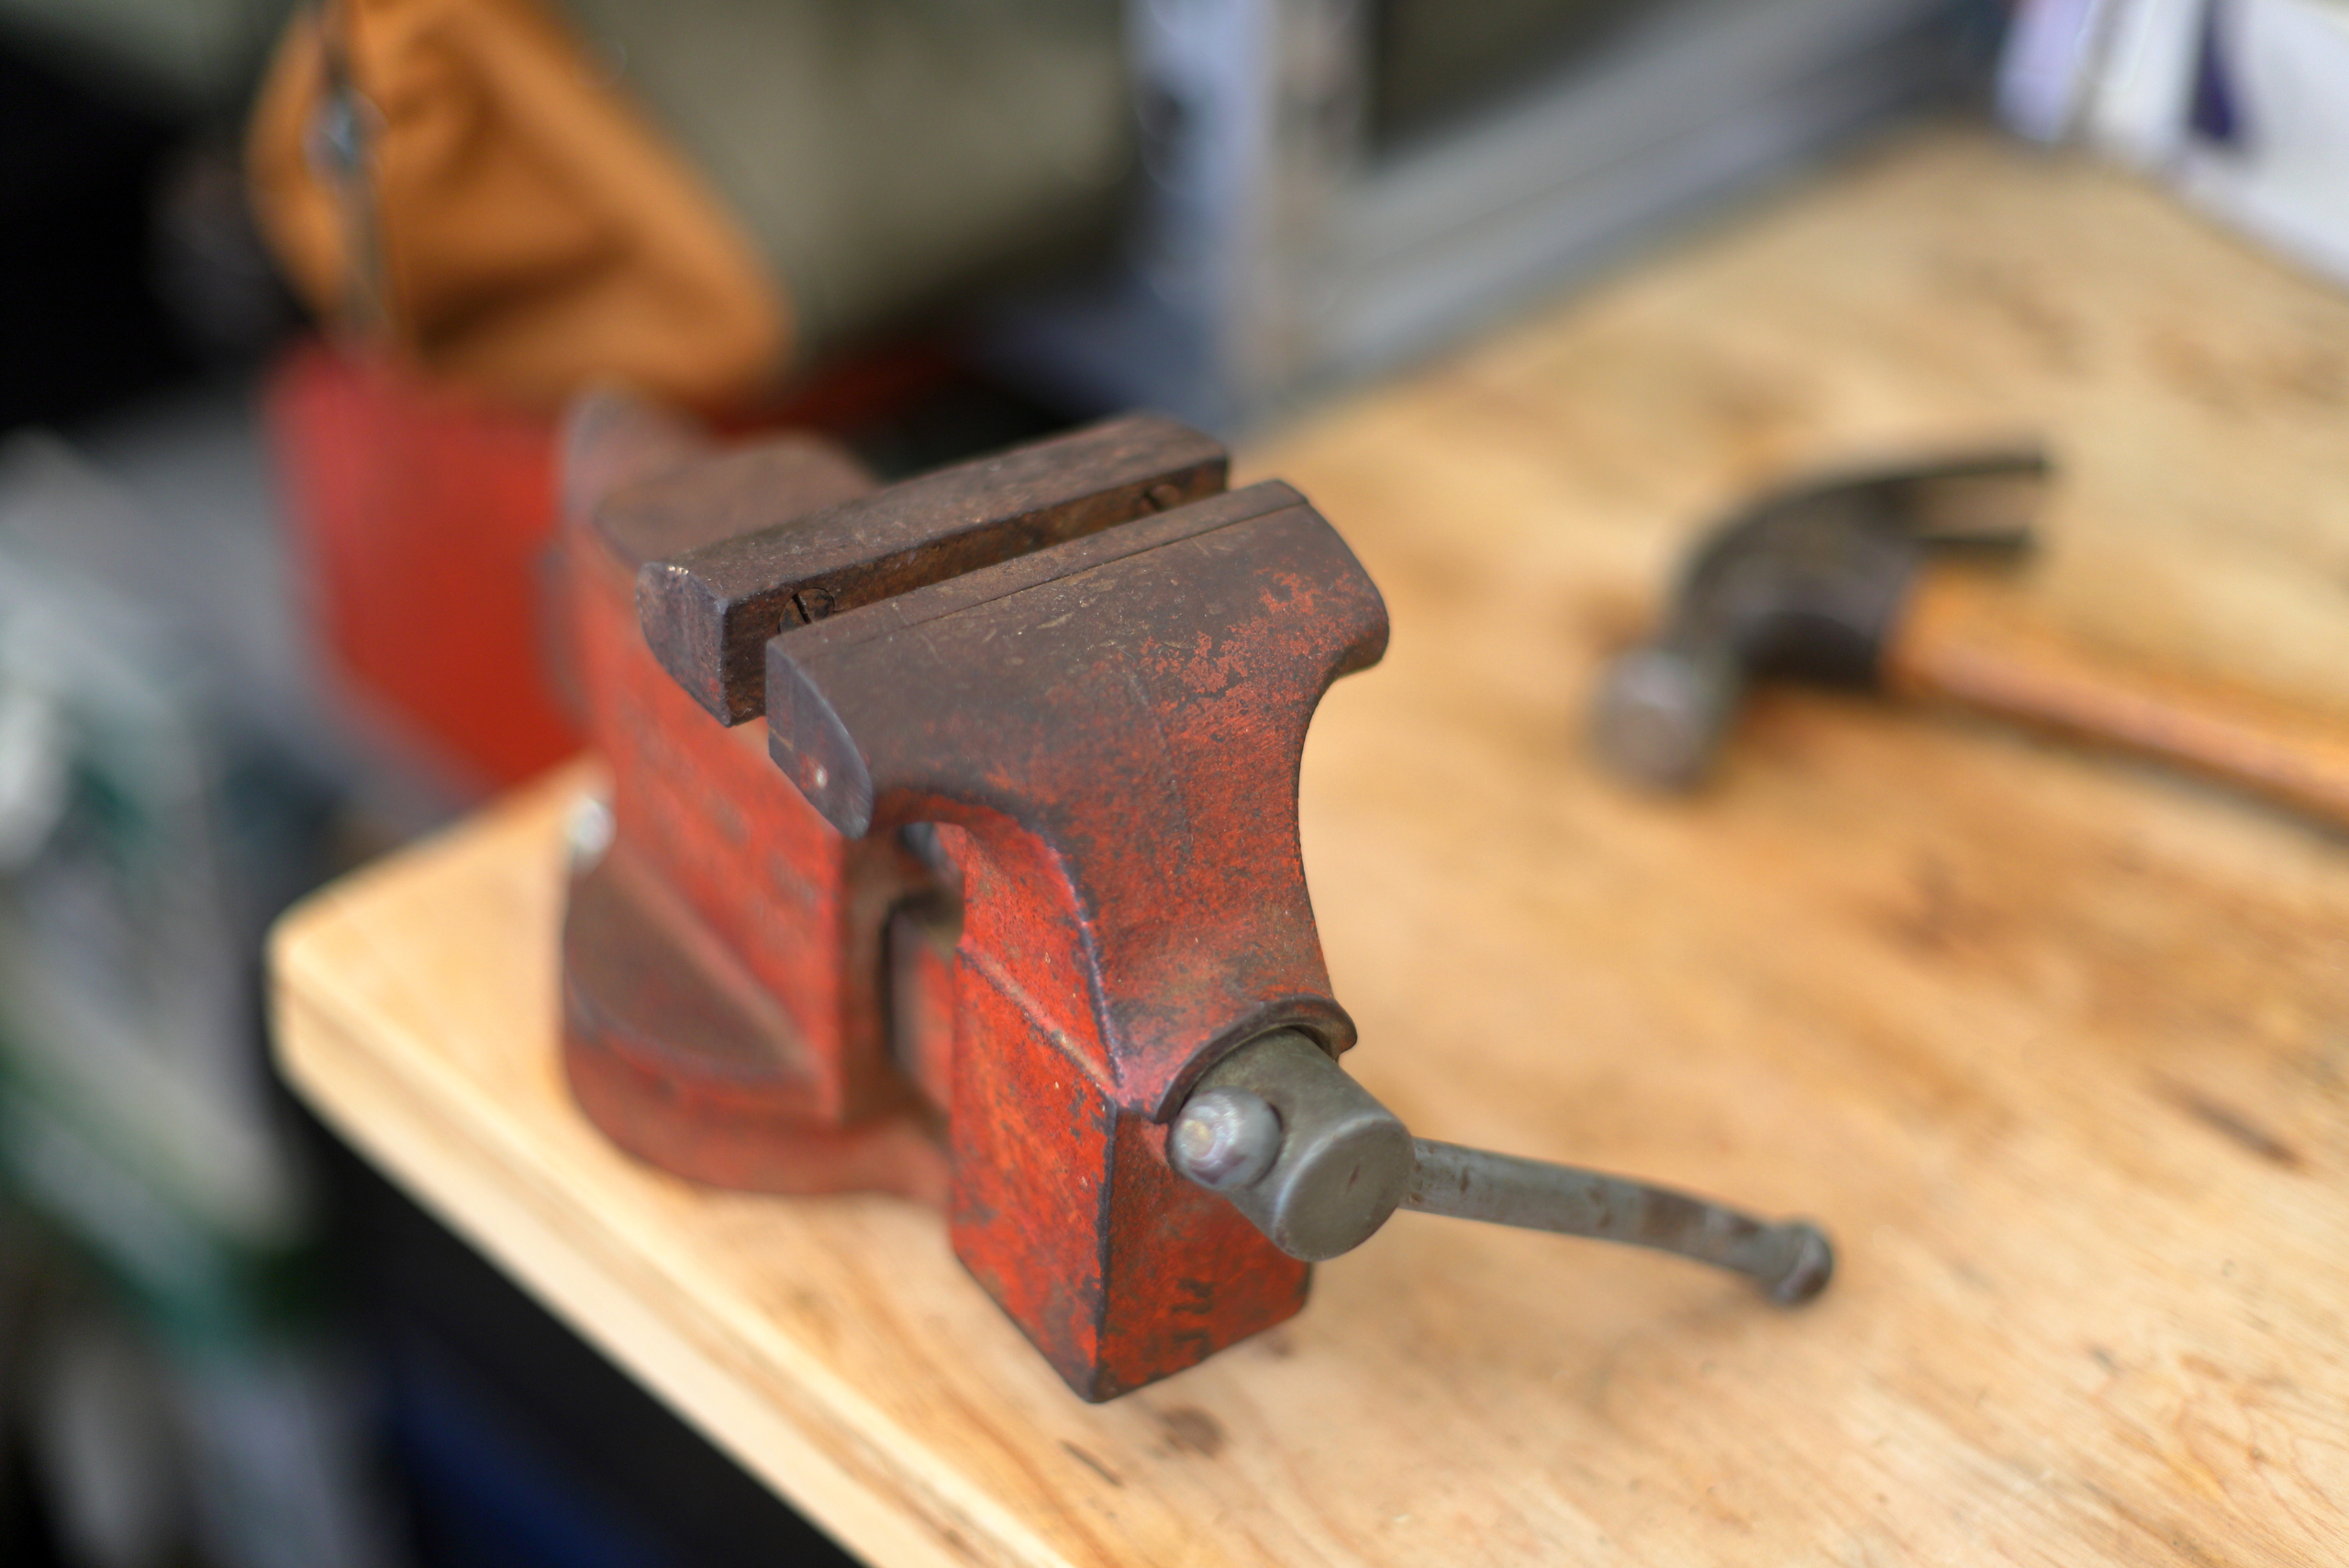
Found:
<box><xmin>0</xmin><ymin>0</ymin><xmax>2338</xmax><ymax>1562</ymax></box>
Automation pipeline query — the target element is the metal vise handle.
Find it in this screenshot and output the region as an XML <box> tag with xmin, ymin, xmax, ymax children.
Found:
<box><xmin>1169</xmin><ymin>1032</ymin><xmax>1832</xmax><ymax>1305</ymax></box>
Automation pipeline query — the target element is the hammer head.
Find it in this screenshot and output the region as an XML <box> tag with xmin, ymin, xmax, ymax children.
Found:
<box><xmin>1588</xmin><ymin>449</ymin><xmax>2050</xmax><ymax>790</ymax></box>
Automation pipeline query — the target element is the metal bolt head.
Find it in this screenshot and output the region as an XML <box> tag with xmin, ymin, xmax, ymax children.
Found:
<box><xmin>1174</xmin><ymin>1033</ymin><xmax>1415</xmax><ymax>1261</ymax></box>
<box><xmin>1169</xmin><ymin>1088</ymin><xmax>1283</xmax><ymax>1191</ymax></box>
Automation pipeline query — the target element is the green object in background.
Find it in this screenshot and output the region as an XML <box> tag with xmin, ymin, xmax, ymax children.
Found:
<box><xmin>0</xmin><ymin>431</ymin><xmax>395</xmax><ymax>1568</ymax></box>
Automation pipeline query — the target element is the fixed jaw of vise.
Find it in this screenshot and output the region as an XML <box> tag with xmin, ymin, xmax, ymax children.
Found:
<box><xmin>557</xmin><ymin>398</ymin><xmax>1387</xmax><ymax>1399</ymax></box>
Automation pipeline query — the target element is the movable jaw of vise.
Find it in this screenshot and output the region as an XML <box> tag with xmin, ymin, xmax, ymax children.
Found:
<box><xmin>556</xmin><ymin>397</ymin><xmax>1833</xmax><ymax>1403</ymax></box>
<box><xmin>557</xmin><ymin>398</ymin><xmax>1384</xmax><ymax>1398</ymax></box>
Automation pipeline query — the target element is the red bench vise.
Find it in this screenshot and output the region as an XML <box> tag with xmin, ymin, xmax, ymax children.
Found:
<box><xmin>555</xmin><ymin>395</ymin><xmax>1834</xmax><ymax>1402</ymax></box>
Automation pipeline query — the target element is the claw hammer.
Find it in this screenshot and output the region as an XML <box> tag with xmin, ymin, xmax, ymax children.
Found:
<box><xmin>1589</xmin><ymin>450</ymin><xmax>2349</xmax><ymax>822</ymax></box>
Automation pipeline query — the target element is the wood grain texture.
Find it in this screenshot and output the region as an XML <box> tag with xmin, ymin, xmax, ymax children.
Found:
<box><xmin>272</xmin><ymin>128</ymin><xmax>2349</xmax><ymax>1566</ymax></box>
<box><xmin>1887</xmin><ymin>567</ymin><xmax>2349</xmax><ymax>826</ymax></box>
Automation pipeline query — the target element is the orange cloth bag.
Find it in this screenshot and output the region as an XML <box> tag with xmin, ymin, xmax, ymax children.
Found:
<box><xmin>247</xmin><ymin>0</ymin><xmax>788</xmax><ymax>409</ymax></box>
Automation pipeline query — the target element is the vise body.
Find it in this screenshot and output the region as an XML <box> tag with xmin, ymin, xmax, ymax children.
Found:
<box><xmin>558</xmin><ymin>398</ymin><xmax>1829</xmax><ymax>1401</ymax></box>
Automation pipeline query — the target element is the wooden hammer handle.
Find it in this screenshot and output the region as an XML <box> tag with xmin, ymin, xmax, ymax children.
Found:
<box><xmin>1882</xmin><ymin>570</ymin><xmax>2349</xmax><ymax>827</ymax></box>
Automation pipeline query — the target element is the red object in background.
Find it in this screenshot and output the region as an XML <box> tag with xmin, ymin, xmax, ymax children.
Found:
<box><xmin>263</xmin><ymin>338</ymin><xmax>979</xmax><ymax>792</ymax></box>
<box><xmin>266</xmin><ymin>341</ymin><xmax>579</xmax><ymax>790</ymax></box>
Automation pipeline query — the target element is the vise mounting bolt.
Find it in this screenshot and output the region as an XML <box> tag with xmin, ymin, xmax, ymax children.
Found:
<box><xmin>556</xmin><ymin>397</ymin><xmax>1831</xmax><ymax>1401</ymax></box>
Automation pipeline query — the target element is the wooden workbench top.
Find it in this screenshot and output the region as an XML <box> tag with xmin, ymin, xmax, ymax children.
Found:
<box><xmin>272</xmin><ymin>128</ymin><xmax>2349</xmax><ymax>1566</ymax></box>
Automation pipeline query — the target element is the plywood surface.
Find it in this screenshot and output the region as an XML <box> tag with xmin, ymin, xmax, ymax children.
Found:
<box><xmin>272</xmin><ymin>128</ymin><xmax>2349</xmax><ymax>1566</ymax></box>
